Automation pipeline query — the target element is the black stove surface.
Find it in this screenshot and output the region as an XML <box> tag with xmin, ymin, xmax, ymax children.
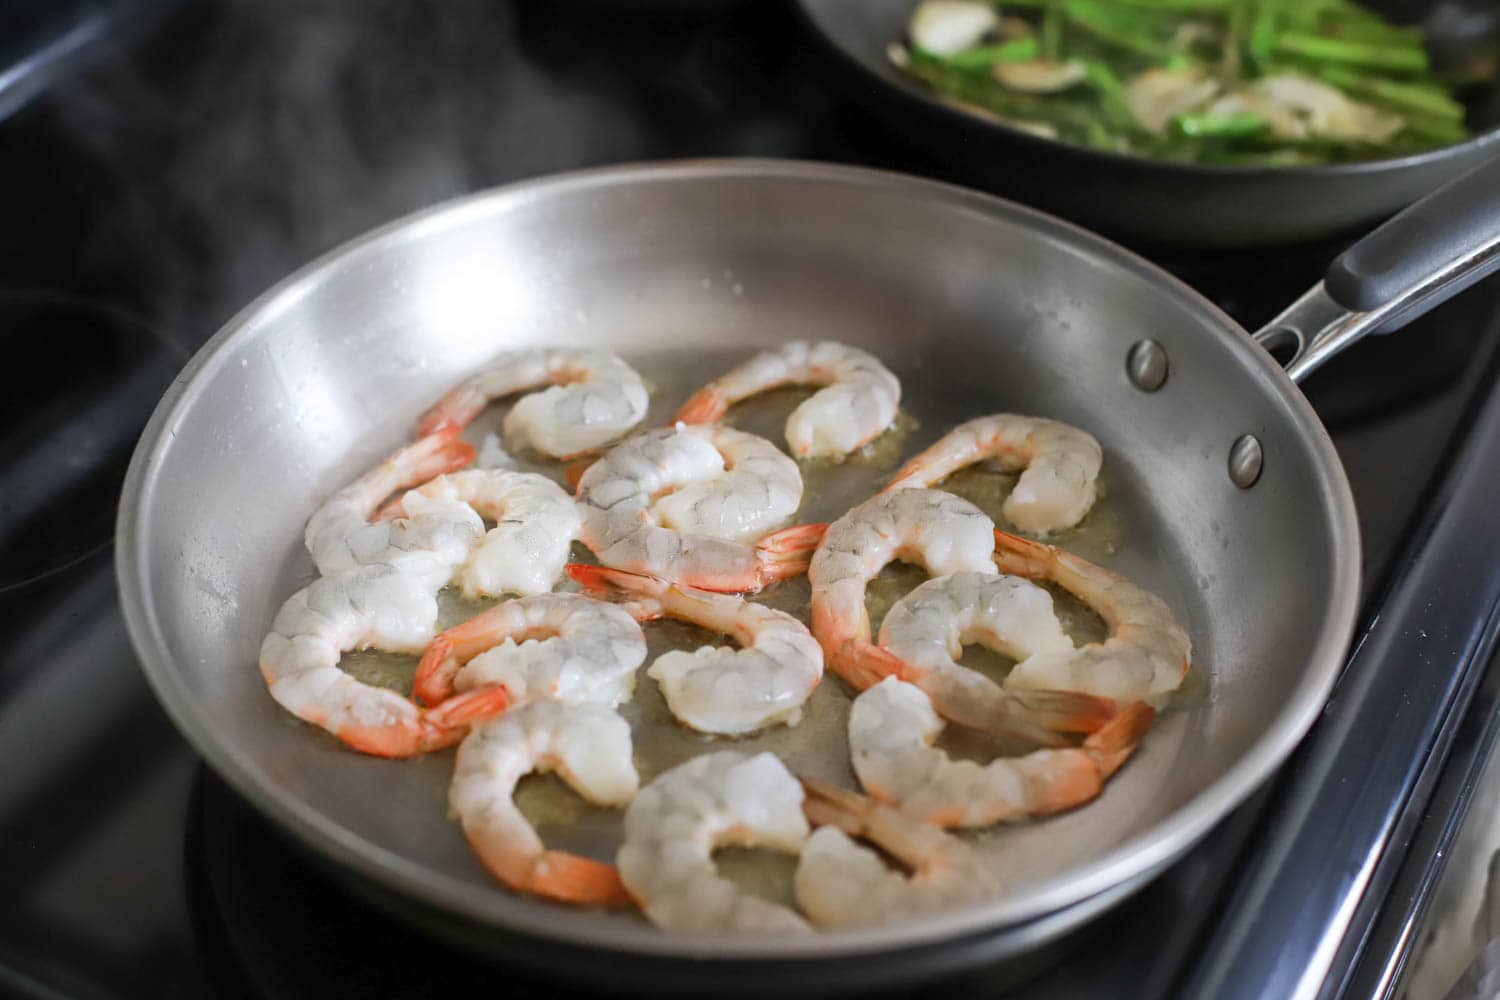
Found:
<box><xmin>3</xmin><ymin>2</ymin><xmax>1499</xmax><ymax>998</ymax></box>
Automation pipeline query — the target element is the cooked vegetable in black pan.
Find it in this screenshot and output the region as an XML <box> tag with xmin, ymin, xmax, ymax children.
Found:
<box><xmin>890</xmin><ymin>0</ymin><xmax>1497</xmax><ymax>164</ymax></box>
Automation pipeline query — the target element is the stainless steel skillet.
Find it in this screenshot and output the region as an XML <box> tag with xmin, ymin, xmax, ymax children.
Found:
<box><xmin>115</xmin><ymin>158</ymin><xmax>1500</xmax><ymax>988</ymax></box>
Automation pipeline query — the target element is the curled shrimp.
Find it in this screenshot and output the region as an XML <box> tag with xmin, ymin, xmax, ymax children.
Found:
<box><xmin>418</xmin><ymin>348</ymin><xmax>649</xmax><ymax>459</ymax></box>
<box><xmin>876</xmin><ymin>571</ymin><xmax>1114</xmax><ymax>736</ymax></box>
<box><xmin>850</xmin><ymin>678</ymin><xmax>1153</xmax><ymax>828</ymax></box>
<box><xmin>568</xmin><ymin>565</ymin><xmax>823</xmax><ymax>735</ymax></box>
<box><xmin>810</xmin><ymin>490</ymin><xmax>995</xmax><ymax>689</ymax></box>
<box><xmin>304</xmin><ymin>433</ymin><xmax>482</xmax><ymax>578</ymax></box>
<box><xmin>793</xmin><ymin>777</ymin><xmax>1001</xmax><ymax>928</ymax></box>
<box><xmin>413</xmin><ymin>593</ymin><xmax>645</xmax><ymax>709</ymax></box>
<box><xmin>992</xmin><ymin>529</ymin><xmax>1192</xmax><ymax>703</ymax></box>
<box><xmin>451</xmin><ymin>700</ymin><xmax>637</xmax><ymax>908</ymax></box>
<box><xmin>884</xmin><ymin>414</ymin><xmax>1103</xmax><ymax>536</ymax></box>
<box><xmin>809</xmin><ymin>490</ymin><xmax>1102</xmax><ymax>744</ymax></box>
<box><xmin>377</xmin><ymin>469</ymin><xmax>581</xmax><ymax>599</ymax></box>
<box><xmin>617</xmin><ymin>751</ymin><xmax>811</xmax><ymax>933</ymax></box>
<box><xmin>676</xmin><ymin>341</ymin><xmax>900</xmax><ymax>459</ymax></box>
<box><xmin>259</xmin><ymin>565</ymin><xmax>510</xmax><ymax>758</ymax></box>
<box><xmin>576</xmin><ymin>424</ymin><xmax>826</xmax><ymax>593</ymax></box>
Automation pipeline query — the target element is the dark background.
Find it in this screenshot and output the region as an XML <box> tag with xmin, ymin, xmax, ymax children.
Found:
<box><xmin>2</xmin><ymin>2</ymin><xmax>1500</xmax><ymax>997</ymax></box>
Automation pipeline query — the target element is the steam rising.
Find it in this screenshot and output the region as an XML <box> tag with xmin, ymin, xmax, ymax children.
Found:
<box><xmin>50</xmin><ymin>0</ymin><xmax>669</xmax><ymax>347</ymax></box>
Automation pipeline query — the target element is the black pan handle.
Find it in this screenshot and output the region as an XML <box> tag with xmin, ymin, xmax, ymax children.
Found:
<box><xmin>1253</xmin><ymin>153</ymin><xmax>1500</xmax><ymax>384</ymax></box>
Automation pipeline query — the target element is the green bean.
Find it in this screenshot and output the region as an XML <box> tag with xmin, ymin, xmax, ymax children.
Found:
<box><xmin>1040</xmin><ymin>3</ymin><xmax>1063</xmax><ymax>60</ymax></box>
<box><xmin>1274</xmin><ymin>33</ymin><xmax>1428</xmax><ymax>72</ymax></box>
<box><xmin>1082</xmin><ymin>60</ymin><xmax>1143</xmax><ymax>132</ymax></box>
<box><xmin>1309</xmin><ymin>4</ymin><xmax>1424</xmax><ymax>45</ymax></box>
<box><xmin>1108</xmin><ymin>0</ymin><xmax>1239</xmax><ymax>10</ymax></box>
<box><xmin>1172</xmin><ymin>110</ymin><xmax>1267</xmax><ymax>137</ymax></box>
<box><xmin>1399</xmin><ymin>114</ymin><xmax>1470</xmax><ymax>146</ymax></box>
<box><xmin>892</xmin><ymin>0</ymin><xmax>1486</xmax><ymax>165</ymax></box>
<box><xmin>1316</xmin><ymin>66</ymin><xmax>1465</xmax><ymax>121</ymax></box>
<box><xmin>1219</xmin><ymin>0</ymin><xmax>1249</xmax><ymax>83</ymax></box>
<box><xmin>946</xmin><ymin>38</ymin><xmax>1041</xmax><ymax>70</ymax></box>
<box><xmin>905</xmin><ymin>52</ymin><xmax>1114</xmax><ymax>138</ymax></box>
<box><xmin>1064</xmin><ymin>18</ymin><xmax>1172</xmax><ymax>60</ymax></box>
<box><xmin>1247</xmin><ymin>0</ymin><xmax>1285</xmax><ymax>65</ymax></box>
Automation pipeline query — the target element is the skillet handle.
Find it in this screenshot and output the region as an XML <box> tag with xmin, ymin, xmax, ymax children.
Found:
<box><xmin>1253</xmin><ymin>154</ymin><xmax>1500</xmax><ymax>384</ymax></box>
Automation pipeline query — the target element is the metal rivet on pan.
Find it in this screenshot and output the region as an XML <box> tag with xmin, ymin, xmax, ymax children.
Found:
<box><xmin>1126</xmin><ymin>339</ymin><xmax>1169</xmax><ymax>392</ymax></box>
<box><xmin>1229</xmin><ymin>434</ymin><xmax>1263</xmax><ymax>489</ymax></box>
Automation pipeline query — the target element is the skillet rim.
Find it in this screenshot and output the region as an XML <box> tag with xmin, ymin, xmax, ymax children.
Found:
<box><xmin>115</xmin><ymin>158</ymin><xmax>1360</xmax><ymax>960</ymax></box>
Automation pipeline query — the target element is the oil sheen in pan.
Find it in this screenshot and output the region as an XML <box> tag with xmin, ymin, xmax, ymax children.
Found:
<box><xmin>330</xmin><ymin>348</ymin><xmax>1202</xmax><ymax>918</ymax></box>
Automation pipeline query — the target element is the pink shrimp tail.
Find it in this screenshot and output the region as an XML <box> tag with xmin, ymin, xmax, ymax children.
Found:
<box><xmin>565</xmin><ymin>563</ymin><xmax>659</xmax><ymax>596</ymax></box>
<box><xmin>337</xmin><ymin>686</ymin><xmax>510</xmax><ymax>758</ymax></box>
<box><xmin>372</xmin><ymin>437</ymin><xmax>475</xmax><ymax>522</ymax></box>
<box><xmin>417</xmin><ymin>434</ymin><xmax>476</xmax><ymax>471</ymax></box>
<box><xmin>754</xmin><ymin>522</ymin><xmax>829</xmax><ymax>584</ymax></box>
<box><xmin>1084</xmin><ymin>701</ymin><xmax>1156</xmax><ymax>779</ymax></box>
<box><xmin>564</xmin><ymin>564</ymin><xmax>667</xmax><ymax>621</ymax></box>
<box><xmin>1007</xmin><ymin>688</ymin><xmax>1117</xmax><ymax>735</ymax></box>
<box><xmin>413</xmin><ymin>634</ymin><xmax>462</xmax><ymax>707</ymax></box>
<box><xmin>416</xmin><ymin>385</ymin><xmax>488</xmax><ymax>438</ymax></box>
<box><xmin>430</xmin><ymin>684</ymin><xmax>512</xmax><ymax>726</ymax></box>
<box><xmin>674</xmin><ymin>386</ymin><xmax>729</xmax><ymax>425</ymax></box>
<box><xmin>798</xmin><ymin>776</ymin><xmax>876</xmax><ymax>834</ymax></box>
<box><xmin>824</xmin><ymin>638</ymin><xmax>907</xmax><ymax>692</ymax></box>
<box><xmin>990</xmin><ymin>528</ymin><xmax>1056</xmax><ymax>577</ymax></box>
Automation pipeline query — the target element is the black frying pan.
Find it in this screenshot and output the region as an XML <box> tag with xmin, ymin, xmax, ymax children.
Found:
<box><xmin>796</xmin><ymin>0</ymin><xmax>1500</xmax><ymax>247</ymax></box>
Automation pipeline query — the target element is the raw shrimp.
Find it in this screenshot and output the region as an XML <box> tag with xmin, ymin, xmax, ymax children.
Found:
<box><xmin>807</xmin><ymin>490</ymin><xmax>1081</xmax><ymax>739</ymax></box>
<box><xmin>810</xmin><ymin>490</ymin><xmax>1105</xmax><ymax>743</ymax></box>
<box><xmin>794</xmin><ymin>777</ymin><xmax>1001</xmax><ymax>928</ymax></box>
<box><xmin>259</xmin><ymin>565</ymin><xmax>510</xmax><ymax>758</ymax></box>
<box><xmin>810</xmin><ymin>489</ymin><xmax>995</xmax><ymax>691</ymax></box>
<box><xmin>568</xmin><ymin>565</ymin><xmax>823</xmax><ymax>735</ymax></box>
<box><xmin>849</xmin><ymin>678</ymin><xmax>1153</xmax><ymax>828</ymax></box>
<box><xmin>676</xmin><ymin>341</ymin><xmax>901</xmax><ymax>459</ymax></box>
<box><xmin>413</xmin><ymin>593</ymin><xmax>646</xmax><ymax>709</ymax></box>
<box><xmin>992</xmin><ymin>530</ymin><xmax>1192</xmax><ymax>703</ymax></box>
<box><xmin>884</xmin><ymin>414</ymin><xmax>1103</xmax><ymax>536</ymax></box>
<box><xmin>876</xmin><ymin>572</ymin><xmax>1114</xmax><ymax>736</ymax></box>
<box><xmin>450</xmin><ymin>700</ymin><xmax>637</xmax><ymax>907</ymax></box>
<box><xmin>418</xmin><ymin>348</ymin><xmax>649</xmax><ymax>459</ymax></box>
<box><xmin>304</xmin><ymin>433</ymin><xmax>483</xmax><ymax>578</ymax></box>
<box><xmin>617</xmin><ymin>751</ymin><xmax>811</xmax><ymax>933</ymax></box>
<box><xmin>576</xmin><ymin>424</ymin><xmax>825</xmax><ymax>593</ymax></box>
<box><xmin>378</xmin><ymin>469</ymin><xmax>581</xmax><ymax>599</ymax></box>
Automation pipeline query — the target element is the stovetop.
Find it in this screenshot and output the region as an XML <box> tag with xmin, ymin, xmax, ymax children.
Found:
<box><xmin>3</xmin><ymin>2</ymin><xmax>1499</xmax><ymax>998</ymax></box>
